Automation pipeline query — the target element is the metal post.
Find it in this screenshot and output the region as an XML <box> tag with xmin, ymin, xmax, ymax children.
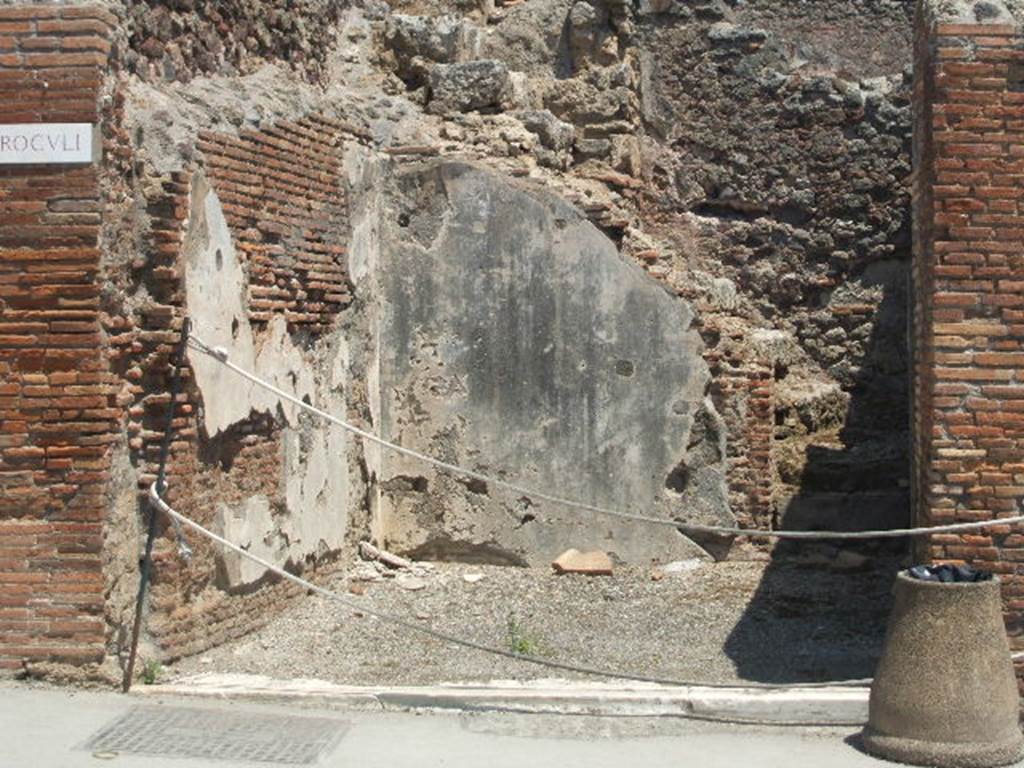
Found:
<box><xmin>121</xmin><ymin>318</ymin><xmax>190</xmax><ymax>693</ymax></box>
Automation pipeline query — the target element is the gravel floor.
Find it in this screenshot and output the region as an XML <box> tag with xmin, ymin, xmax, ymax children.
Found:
<box><xmin>165</xmin><ymin>553</ymin><xmax>901</xmax><ymax>687</ymax></box>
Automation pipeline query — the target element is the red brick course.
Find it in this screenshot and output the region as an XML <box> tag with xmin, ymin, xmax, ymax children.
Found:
<box><xmin>913</xmin><ymin>10</ymin><xmax>1024</xmax><ymax>679</ymax></box>
<box><xmin>641</xmin><ymin>272</ymin><xmax>777</xmax><ymax>538</ymax></box>
<box><xmin>197</xmin><ymin>115</ymin><xmax>352</xmax><ymax>331</ymax></box>
<box><xmin>707</xmin><ymin>346</ymin><xmax>775</xmax><ymax>532</ymax></box>
<box><xmin>0</xmin><ymin>5</ymin><xmax>114</xmax><ymax>670</ymax></box>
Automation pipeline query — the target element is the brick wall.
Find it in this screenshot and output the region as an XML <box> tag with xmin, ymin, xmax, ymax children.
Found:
<box><xmin>0</xmin><ymin>2</ymin><xmax>355</xmax><ymax>671</ymax></box>
<box><xmin>0</xmin><ymin>5</ymin><xmax>116</xmax><ymax>670</ymax></box>
<box><xmin>123</xmin><ymin>115</ymin><xmax>352</xmax><ymax>662</ymax></box>
<box><xmin>707</xmin><ymin>347</ymin><xmax>775</xmax><ymax>532</ymax></box>
<box><xmin>196</xmin><ymin>115</ymin><xmax>352</xmax><ymax>330</ymax></box>
<box><xmin>913</xmin><ymin>8</ymin><xmax>1024</xmax><ymax>668</ymax></box>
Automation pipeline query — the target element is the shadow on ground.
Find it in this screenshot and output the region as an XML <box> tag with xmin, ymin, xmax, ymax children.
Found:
<box><xmin>724</xmin><ymin>269</ymin><xmax>911</xmax><ymax>684</ymax></box>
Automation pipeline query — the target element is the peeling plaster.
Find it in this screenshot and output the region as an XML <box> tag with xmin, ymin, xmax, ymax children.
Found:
<box><xmin>215</xmin><ymin>496</ymin><xmax>285</xmax><ymax>587</ymax></box>
<box><xmin>183</xmin><ymin>173</ymin><xmax>351</xmax><ymax>588</ymax></box>
<box><xmin>183</xmin><ymin>175</ymin><xmax>319</xmax><ymax>434</ymax></box>
<box><xmin>344</xmin><ymin>144</ymin><xmax>387</xmax><ymax>545</ymax></box>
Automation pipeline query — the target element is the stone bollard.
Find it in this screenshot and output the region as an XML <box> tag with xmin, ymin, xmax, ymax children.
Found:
<box><xmin>862</xmin><ymin>572</ymin><xmax>1024</xmax><ymax>768</ymax></box>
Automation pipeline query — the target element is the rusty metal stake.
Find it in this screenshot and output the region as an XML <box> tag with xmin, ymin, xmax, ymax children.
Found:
<box><xmin>121</xmin><ymin>317</ymin><xmax>190</xmax><ymax>693</ymax></box>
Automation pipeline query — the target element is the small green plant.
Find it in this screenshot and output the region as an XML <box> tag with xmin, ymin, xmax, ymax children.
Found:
<box><xmin>141</xmin><ymin>659</ymin><xmax>163</xmax><ymax>685</ymax></box>
<box><xmin>505</xmin><ymin>613</ymin><xmax>541</xmax><ymax>656</ymax></box>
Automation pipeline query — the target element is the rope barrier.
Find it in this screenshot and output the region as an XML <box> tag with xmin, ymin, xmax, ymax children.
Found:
<box><xmin>131</xmin><ymin>329</ymin><xmax>1024</xmax><ymax>716</ymax></box>
<box><xmin>186</xmin><ymin>334</ymin><xmax>1024</xmax><ymax>541</ymax></box>
<box><xmin>148</xmin><ymin>483</ymin><xmax>870</xmax><ymax>692</ymax></box>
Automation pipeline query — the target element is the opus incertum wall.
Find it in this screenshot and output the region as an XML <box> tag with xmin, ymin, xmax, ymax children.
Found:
<box><xmin>913</xmin><ymin>1</ymin><xmax>1024</xmax><ymax>685</ymax></box>
<box><xmin>0</xmin><ymin>5</ymin><xmax>116</xmax><ymax>671</ymax></box>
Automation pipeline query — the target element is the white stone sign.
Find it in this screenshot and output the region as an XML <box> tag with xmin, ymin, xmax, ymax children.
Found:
<box><xmin>0</xmin><ymin>123</ymin><xmax>96</xmax><ymax>165</ymax></box>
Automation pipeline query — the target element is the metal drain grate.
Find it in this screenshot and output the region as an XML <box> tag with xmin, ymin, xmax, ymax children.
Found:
<box><xmin>83</xmin><ymin>705</ymin><xmax>347</xmax><ymax>764</ymax></box>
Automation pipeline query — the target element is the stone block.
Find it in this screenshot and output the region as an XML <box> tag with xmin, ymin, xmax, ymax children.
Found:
<box><xmin>552</xmin><ymin>549</ymin><xmax>614</xmax><ymax>575</ymax></box>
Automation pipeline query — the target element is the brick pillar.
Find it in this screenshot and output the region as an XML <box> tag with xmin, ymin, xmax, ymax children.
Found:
<box><xmin>709</xmin><ymin>356</ymin><xmax>775</xmax><ymax>532</ymax></box>
<box><xmin>913</xmin><ymin>7</ymin><xmax>1024</xmax><ymax>668</ymax></box>
<box><xmin>0</xmin><ymin>6</ymin><xmax>116</xmax><ymax>671</ymax></box>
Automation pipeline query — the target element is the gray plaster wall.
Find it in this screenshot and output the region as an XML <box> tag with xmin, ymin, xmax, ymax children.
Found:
<box><xmin>371</xmin><ymin>161</ymin><xmax>733</xmax><ymax>565</ymax></box>
<box><xmin>176</xmin><ymin>152</ymin><xmax>735</xmax><ymax>572</ymax></box>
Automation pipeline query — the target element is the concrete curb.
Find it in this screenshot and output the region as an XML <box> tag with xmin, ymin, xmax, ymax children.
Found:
<box><xmin>141</xmin><ymin>673</ymin><xmax>869</xmax><ymax>726</ymax></box>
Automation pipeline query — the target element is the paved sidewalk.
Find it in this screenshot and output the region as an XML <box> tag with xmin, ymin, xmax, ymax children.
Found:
<box><xmin>0</xmin><ymin>682</ymin><xmax>919</xmax><ymax>768</ymax></box>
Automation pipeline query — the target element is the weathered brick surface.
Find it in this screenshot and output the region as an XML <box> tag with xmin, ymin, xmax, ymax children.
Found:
<box><xmin>0</xmin><ymin>4</ymin><xmax>354</xmax><ymax>672</ymax></box>
<box><xmin>0</xmin><ymin>5</ymin><xmax>114</xmax><ymax>670</ymax></box>
<box><xmin>197</xmin><ymin>116</ymin><xmax>352</xmax><ymax>330</ymax></box>
<box><xmin>707</xmin><ymin>347</ymin><xmax>775</xmax><ymax>532</ymax></box>
<box><xmin>118</xmin><ymin>116</ymin><xmax>352</xmax><ymax>662</ymax></box>
<box><xmin>638</xmin><ymin>264</ymin><xmax>776</xmax><ymax>536</ymax></box>
<box><xmin>913</xmin><ymin>10</ymin><xmax>1024</xmax><ymax>675</ymax></box>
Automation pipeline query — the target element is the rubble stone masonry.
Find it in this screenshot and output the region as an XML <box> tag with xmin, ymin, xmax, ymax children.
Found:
<box><xmin>913</xmin><ymin>3</ymin><xmax>1024</xmax><ymax>677</ymax></box>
